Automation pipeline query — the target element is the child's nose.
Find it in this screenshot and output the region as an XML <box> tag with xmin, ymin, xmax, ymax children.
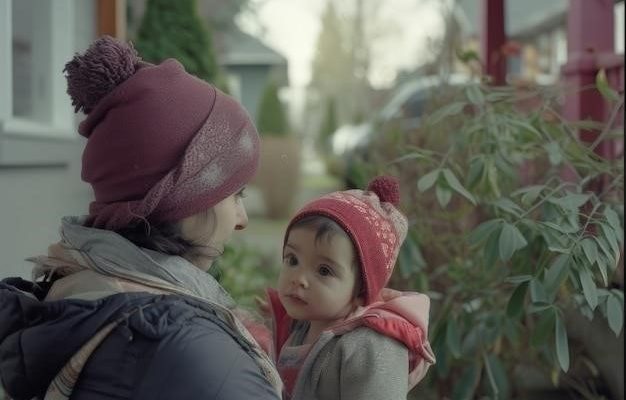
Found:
<box><xmin>292</xmin><ymin>272</ymin><xmax>308</xmax><ymax>289</ymax></box>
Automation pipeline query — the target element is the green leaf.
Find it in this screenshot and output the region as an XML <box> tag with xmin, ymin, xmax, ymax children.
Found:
<box><xmin>580</xmin><ymin>238</ymin><xmax>599</xmax><ymax>266</ymax></box>
<box><xmin>604</xmin><ymin>207</ymin><xmax>624</xmax><ymax>242</ymax></box>
<box><xmin>600</xmin><ymin>223</ymin><xmax>621</xmax><ymax>265</ymax></box>
<box><xmin>578</xmin><ymin>267</ymin><xmax>598</xmax><ymax>310</ymax></box>
<box><xmin>456</xmin><ymin>48</ymin><xmax>480</xmax><ymax>63</ymax></box>
<box><xmin>466</xmin><ymin>84</ymin><xmax>485</xmax><ymax>105</ymax></box>
<box><xmin>446</xmin><ymin>318</ymin><xmax>462</xmax><ymax>358</ymax></box>
<box><xmin>595</xmin><ymin>236</ymin><xmax>617</xmax><ymax>266</ymax></box>
<box><xmin>515</xmin><ymin>185</ymin><xmax>544</xmax><ymax>206</ymax></box>
<box><xmin>530</xmin><ymin>279</ymin><xmax>548</xmax><ymax>304</ymax></box>
<box><xmin>506</xmin><ymin>282</ymin><xmax>528</xmax><ymax>318</ymax></box>
<box><xmin>541</xmin><ymin>221</ymin><xmax>574</xmax><ymax>235</ymax></box>
<box><xmin>611</xmin><ymin>289</ymin><xmax>624</xmax><ymax>303</ymax></box>
<box><xmin>443</xmin><ymin>168</ymin><xmax>477</xmax><ymax>205</ymax></box>
<box><xmin>484</xmin><ymin>229</ymin><xmax>501</xmax><ymax>268</ymax></box>
<box><xmin>550</xmin><ymin>193</ymin><xmax>591</xmax><ymax>210</ymax></box>
<box><xmin>468</xmin><ymin>219</ymin><xmax>503</xmax><ymax>247</ymax></box>
<box><xmin>529</xmin><ymin>303</ymin><xmax>553</xmax><ymax>314</ymax></box>
<box><xmin>436</xmin><ymin>183</ymin><xmax>453</xmax><ymax>208</ymax></box>
<box><xmin>544</xmin><ymin>141</ymin><xmax>563</xmax><ymax>166</ymax></box>
<box><xmin>391</xmin><ymin>152</ymin><xmax>428</xmax><ymax>164</ymax></box>
<box><xmin>607</xmin><ymin>294</ymin><xmax>624</xmax><ymax>337</ymax></box>
<box><xmin>487</xmin><ymin>161</ymin><xmax>500</xmax><ymax>197</ymax></box>
<box><xmin>505</xmin><ymin>275</ymin><xmax>533</xmax><ymax>284</ymax></box>
<box><xmin>492</xmin><ymin>198</ymin><xmax>523</xmax><ymax>217</ymax></box>
<box><xmin>531</xmin><ymin>310</ymin><xmax>554</xmax><ymax>347</ymax></box>
<box><xmin>467</xmin><ymin>157</ymin><xmax>485</xmax><ymax>188</ymax></box>
<box><xmin>596</xmin><ymin>255</ymin><xmax>609</xmax><ymax>286</ymax></box>
<box><xmin>417</xmin><ymin>169</ymin><xmax>440</xmax><ymax>192</ymax></box>
<box><xmin>483</xmin><ymin>353</ymin><xmax>510</xmax><ymax>400</ymax></box>
<box><xmin>428</xmin><ymin>102</ymin><xmax>466</xmax><ymax>125</ymax></box>
<box><xmin>596</xmin><ymin>69</ymin><xmax>620</xmax><ymax>102</ymax></box>
<box><xmin>544</xmin><ymin>254</ymin><xmax>570</xmax><ymax>299</ymax></box>
<box><xmin>555</xmin><ymin>312</ymin><xmax>570</xmax><ymax>372</ymax></box>
<box><xmin>498</xmin><ymin>223</ymin><xmax>528</xmax><ymax>261</ymax></box>
<box><xmin>452</xmin><ymin>362</ymin><xmax>482</xmax><ymax>400</ymax></box>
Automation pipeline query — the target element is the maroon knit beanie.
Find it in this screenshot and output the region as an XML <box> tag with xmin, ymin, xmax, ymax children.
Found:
<box><xmin>64</xmin><ymin>36</ymin><xmax>259</xmax><ymax>230</ymax></box>
<box><xmin>285</xmin><ymin>176</ymin><xmax>408</xmax><ymax>305</ymax></box>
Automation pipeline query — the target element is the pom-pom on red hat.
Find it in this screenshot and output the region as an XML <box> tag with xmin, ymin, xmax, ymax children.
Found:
<box><xmin>286</xmin><ymin>176</ymin><xmax>408</xmax><ymax>305</ymax></box>
<box><xmin>64</xmin><ymin>36</ymin><xmax>260</xmax><ymax>229</ymax></box>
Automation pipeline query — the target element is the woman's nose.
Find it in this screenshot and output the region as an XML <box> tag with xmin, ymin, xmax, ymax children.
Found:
<box><xmin>235</xmin><ymin>204</ymin><xmax>248</xmax><ymax>230</ymax></box>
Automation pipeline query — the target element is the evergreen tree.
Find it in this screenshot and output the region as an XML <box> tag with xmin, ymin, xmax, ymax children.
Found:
<box><xmin>135</xmin><ymin>0</ymin><xmax>219</xmax><ymax>84</ymax></box>
<box><xmin>256</xmin><ymin>81</ymin><xmax>289</xmax><ymax>136</ymax></box>
<box><xmin>319</xmin><ymin>97</ymin><xmax>338</xmax><ymax>151</ymax></box>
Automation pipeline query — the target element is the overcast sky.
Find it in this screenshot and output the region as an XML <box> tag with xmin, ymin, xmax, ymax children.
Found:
<box><xmin>238</xmin><ymin>0</ymin><xmax>445</xmax><ymax>89</ymax></box>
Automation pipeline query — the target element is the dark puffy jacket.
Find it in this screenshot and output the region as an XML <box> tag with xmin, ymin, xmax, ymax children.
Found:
<box><xmin>0</xmin><ymin>279</ymin><xmax>280</xmax><ymax>400</ymax></box>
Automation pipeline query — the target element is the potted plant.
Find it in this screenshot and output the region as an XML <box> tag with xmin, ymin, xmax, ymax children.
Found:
<box><xmin>254</xmin><ymin>81</ymin><xmax>301</xmax><ymax>219</ymax></box>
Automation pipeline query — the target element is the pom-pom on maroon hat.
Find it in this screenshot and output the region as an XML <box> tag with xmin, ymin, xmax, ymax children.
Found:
<box><xmin>285</xmin><ymin>176</ymin><xmax>408</xmax><ymax>305</ymax></box>
<box><xmin>64</xmin><ymin>36</ymin><xmax>260</xmax><ymax>230</ymax></box>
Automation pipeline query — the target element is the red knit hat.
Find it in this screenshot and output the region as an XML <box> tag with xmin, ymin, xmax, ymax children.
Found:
<box><xmin>64</xmin><ymin>36</ymin><xmax>259</xmax><ymax>230</ymax></box>
<box><xmin>285</xmin><ymin>176</ymin><xmax>408</xmax><ymax>305</ymax></box>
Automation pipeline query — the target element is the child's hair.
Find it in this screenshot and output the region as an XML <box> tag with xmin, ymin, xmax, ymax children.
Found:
<box><xmin>287</xmin><ymin>215</ymin><xmax>364</xmax><ymax>298</ymax></box>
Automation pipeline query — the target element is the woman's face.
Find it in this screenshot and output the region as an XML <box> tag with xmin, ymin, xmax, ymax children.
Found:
<box><xmin>180</xmin><ymin>188</ymin><xmax>248</xmax><ymax>270</ymax></box>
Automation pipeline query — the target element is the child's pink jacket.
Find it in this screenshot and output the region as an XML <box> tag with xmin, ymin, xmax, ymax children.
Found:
<box><xmin>268</xmin><ymin>288</ymin><xmax>436</xmax><ymax>399</ymax></box>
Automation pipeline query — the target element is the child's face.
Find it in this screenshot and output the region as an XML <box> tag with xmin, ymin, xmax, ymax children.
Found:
<box><xmin>278</xmin><ymin>226</ymin><xmax>360</xmax><ymax>326</ymax></box>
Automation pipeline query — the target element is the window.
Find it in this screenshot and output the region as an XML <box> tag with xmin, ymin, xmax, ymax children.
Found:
<box><xmin>0</xmin><ymin>0</ymin><xmax>76</xmax><ymax>165</ymax></box>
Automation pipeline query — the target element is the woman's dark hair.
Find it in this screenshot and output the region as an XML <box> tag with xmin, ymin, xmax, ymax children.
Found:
<box><xmin>115</xmin><ymin>216</ymin><xmax>222</xmax><ymax>261</ymax></box>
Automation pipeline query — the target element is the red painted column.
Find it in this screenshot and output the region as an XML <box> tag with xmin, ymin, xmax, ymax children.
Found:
<box><xmin>561</xmin><ymin>0</ymin><xmax>617</xmax><ymax>158</ymax></box>
<box><xmin>481</xmin><ymin>0</ymin><xmax>506</xmax><ymax>85</ymax></box>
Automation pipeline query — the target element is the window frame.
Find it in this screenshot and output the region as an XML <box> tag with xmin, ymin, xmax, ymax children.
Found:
<box><xmin>0</xmin><ymin>0</ymin><xmax>77</xmax><ymax>167</ymax></box>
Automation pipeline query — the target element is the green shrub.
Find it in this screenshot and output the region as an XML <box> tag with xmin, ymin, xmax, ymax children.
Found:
<box><xmin>319</xmin><ymin>97</ymin><xmax>338</xmax><ymax>152</ymax></box>
<box><xmin>210</xmin><ymin>241</ymin><xmax>279</xmax><ymax>310</ymax></box>
<box><xmin>352</xmin><ymin>75</ymin><xmax>624</xmax><ymax>399</ymax></box>
<box><xmin>256</xmin><ymin>81</ymin><xmax>289</xmax><ymax>136</ymax></box>
<box><xmin>135</xmin><ymin>0</ymin><xmax>220</xmax><ymax>84</ymax></box>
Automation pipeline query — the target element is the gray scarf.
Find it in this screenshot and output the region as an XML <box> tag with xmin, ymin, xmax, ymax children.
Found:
<box><xmin>28</xmin><ymin>216</ymin><xmax>282</xmax><ymax>397</ymax></box>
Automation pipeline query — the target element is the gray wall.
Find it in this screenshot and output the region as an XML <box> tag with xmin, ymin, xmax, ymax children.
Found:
<box><xmin>0</xmin><ymin>142</ymin><xmax>91</xmax><ymax>278</ymax></box>
<box><xmin>0</xmin><ymin>0</ymin><xmax>95</xmax><ymax>279</ymax></box>
<box><xmin>229</xmin><ymin>65</ymin><xmax>271</xmax><ymax>124</ymax></box>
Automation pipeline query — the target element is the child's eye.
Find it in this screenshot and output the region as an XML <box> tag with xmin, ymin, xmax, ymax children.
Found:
<box><xmin>283</xmin><ymin>253</ymin><xmax>298</xmax><ymax>267</ymax></box>
<box><xmin>318</xmin><ymin>265</ymin><xmax>334</xmax><ymax>277</ymax></box>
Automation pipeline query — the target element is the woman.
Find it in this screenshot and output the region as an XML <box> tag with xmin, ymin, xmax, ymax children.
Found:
<box><xmin>0</xmin><ymin>36</ymin><xmax>281</xmax><ymax>400</ymax></box>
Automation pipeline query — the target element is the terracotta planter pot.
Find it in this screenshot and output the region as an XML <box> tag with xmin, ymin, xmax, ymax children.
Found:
<box><xmin>254</xmin><ymin>136</ymin><xmax>301</xmax><ymax>219</ymax></box>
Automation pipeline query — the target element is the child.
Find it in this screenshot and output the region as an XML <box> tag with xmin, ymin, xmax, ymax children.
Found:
<box><xmin>267</xmin><ymin>176</ymin><xmax>436</xmax><ymax>400</ymax></box>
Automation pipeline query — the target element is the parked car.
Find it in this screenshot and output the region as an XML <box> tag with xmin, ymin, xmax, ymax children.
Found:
<box><xmin>333</xmin><ymin>74</ymin><xmax>475</xmax><ymax>187</ymax></box>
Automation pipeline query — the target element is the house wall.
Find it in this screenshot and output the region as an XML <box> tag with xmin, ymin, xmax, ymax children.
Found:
<box><xmin>227</xmin><ymin>64</ymin><xmax>271</xmax><ymax>124</ymax></box>
<box><xmin>0</xmin><ymin>1</ymin><xmax>96</xmax><ymax>279</ymax></box>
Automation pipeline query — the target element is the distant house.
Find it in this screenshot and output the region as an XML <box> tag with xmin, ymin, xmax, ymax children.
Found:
<box><xmin>214</xmin><ymin>28</ymin><xmax>289</xmax><ymax>124</ymax></box>
<box><xmin>126</xmin><ymin>0</ymin><xmax>289</xmax><ymax>126</ymax></box>
<box><xmin>454</xmin><ymin>0</ymin><xmax>624</xmax><ymax>84</ymax></box>
<box><xmin>455</xmin><ymin>0</ymin><xmax>569</xmax><ymax>84</ymax></box>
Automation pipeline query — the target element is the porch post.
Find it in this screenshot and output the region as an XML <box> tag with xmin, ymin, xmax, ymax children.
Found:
<box><xmin>561</xmin><ymin>0</ymin><xmax>618</xmax><ymax>158</ymax></box>
<box><xmin>480</xmin><ymin>0</ymin><xmax>506</xmax><ymax>85</ymax></box>
<box><xmin>97</xmin><ymin>0</ymin><xmax>127</xmax><ymax>40</ymax></box>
